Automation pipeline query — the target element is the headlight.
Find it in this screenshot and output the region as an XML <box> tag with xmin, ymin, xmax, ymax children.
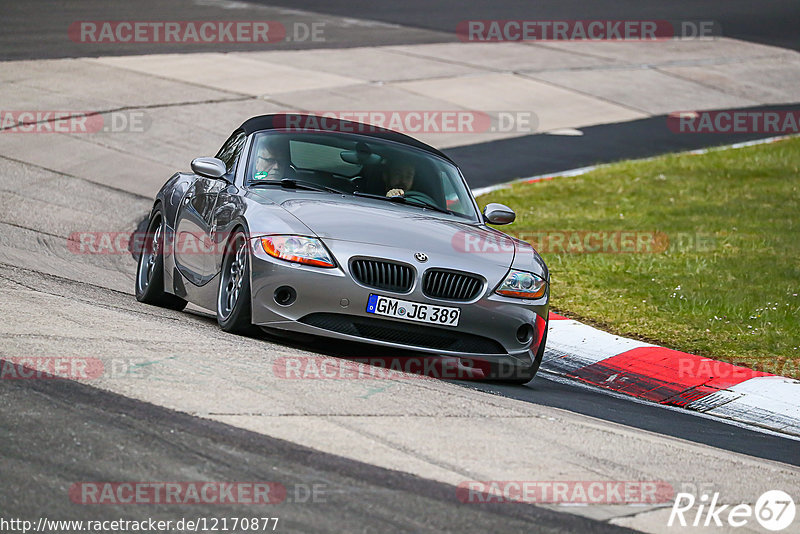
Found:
<box><xmin>260</xmin><ymin>236</ymin><xmax>336</xmax><ymax>268</ymax></box>
<box><xmin>495</xmin><ymin>269</ymin><xmax>547</xmax><ymax>299</ymax></box>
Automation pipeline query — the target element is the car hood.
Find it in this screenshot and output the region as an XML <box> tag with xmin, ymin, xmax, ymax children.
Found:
<box><xmin>250</xmin><ymin>190</ymin><xmax>517</xmax><ymax>269</ymax></box>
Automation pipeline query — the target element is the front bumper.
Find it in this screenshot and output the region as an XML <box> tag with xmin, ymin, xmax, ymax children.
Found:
<box><xmin>248</xmin><ymin>237</ymin><xmax>549</xmax><ymax>371</ymax></box>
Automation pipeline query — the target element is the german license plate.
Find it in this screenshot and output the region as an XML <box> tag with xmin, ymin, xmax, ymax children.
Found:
<box><xmin>366</xmin><ymin>294</ymin><xmax>460</xmax><ymax>327</ymax></box>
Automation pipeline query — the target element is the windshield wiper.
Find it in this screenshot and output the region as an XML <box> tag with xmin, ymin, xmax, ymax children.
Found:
<box><xmin>249</xmin><ymin>178</ymin><xmax>347</xmax><ymax>195</ymax></box>
<box><xmin>353</xmin><ymin>191</ymin><xmax>453</xmax><ymax>215</ymax></box>
<box><xmin>401</xmin><ymin>196</ymin><xmax>453</xmax><ymax>215</ymax></box>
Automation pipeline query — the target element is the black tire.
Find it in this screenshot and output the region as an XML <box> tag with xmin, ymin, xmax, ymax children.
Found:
<box><xmin>135</xmin><ymin>208</ymin><xmax>187</xmax><ymax>311</ymax></box>
<box><xmin>491</xmin><ymin>319</ymin><xmax>548</xmax><ymax>385</ymax></box>
<box><xmin>216</xmin><ymin>229</ymin><xmax>256</xmax><ymax>335</ymax></box>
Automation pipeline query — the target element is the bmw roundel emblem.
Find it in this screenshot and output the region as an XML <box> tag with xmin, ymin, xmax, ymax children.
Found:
<box><xmin>414</xmin><ymin>252</ymin><xmax>428</xmax><ymax>263</ymax></box>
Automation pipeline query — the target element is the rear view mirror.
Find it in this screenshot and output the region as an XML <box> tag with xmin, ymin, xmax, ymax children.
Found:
<box><xmin>483</xmin><ymin>203</ymin><xmax>516</xmax><ymax>225</ymax></box>
<box><xmin>191</xmin><ymin>157</ymin><xmax>227</xmax><ymax>179</ymax></box>
<box><xmin>340</xmin><ymin>142</ymin><xmax>382</xmax><ymax>165</ymax></box>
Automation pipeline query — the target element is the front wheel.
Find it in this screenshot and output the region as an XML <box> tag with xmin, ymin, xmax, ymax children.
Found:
<box><xmin>490</xmin><ymin>321</ymin><xmax>548</xmax><ymax>385</ymax></box>
<box><xmin>135</xmin><ymin>208</ymin><xmax>187</xmax><ymax>311</ymax></box>
<box><xmin>217</xmin><ymin>229</ymin><xmax>256</xmax><ymax>335</ymax></box>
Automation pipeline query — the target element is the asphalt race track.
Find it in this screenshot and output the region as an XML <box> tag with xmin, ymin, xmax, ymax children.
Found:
<box><xmin>5</xmin><ymin>0</ymin><xmax>796</xmax><ymax>59</ymax></box>
<box><xmin>446</xmin><ymin>103</ymin><xmax>800</xmax><ymax>189</ymax></box>
<box><xmin>3</xmin><ymin>0</ymin><xmax>797</xmax><ymax>185</ymax></box>
<box><xmin>0</xmin><ymin>0</ymin><xmax>452</xmax><ymax>61</ymax></box>
<box><xmin>1</xmin><ymin>136</ymin><xmax>798</xmax><ymax>531</ymax></box>
<box><xmin>461</xmin><ymin>378</ymin><xmax>800</xmax><ymax>467</ymax></box>
<box><xmin>255</xmin><ymin>0</ymin><xmax>800</xmax><ymax>52</ymax></box>
<box><xmin>1</xmin><ymin>1</ymin><xmax>799</xmax><ymax>533</ymax></box>
<box><xmin>1</xmin><ymin>374</ymin><xmax>630</xmax><ymax>534</ymax></box>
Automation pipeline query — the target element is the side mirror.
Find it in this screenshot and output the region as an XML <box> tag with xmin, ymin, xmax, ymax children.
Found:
<box><xmin>483</xmin><ymin>203</ymin><xmax>516</xmax><ymax>225</ymax></box>
<box><xmin>191</xmin><ymin>157</ymin><xmax>227</xmax><ymax>180</ymax></box>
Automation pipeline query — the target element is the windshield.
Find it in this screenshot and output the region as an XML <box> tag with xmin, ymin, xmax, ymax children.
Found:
<box><xmin>246</xmin><ymin>131</ymin><xmax>479</xmax><ymax>221</ymax></box>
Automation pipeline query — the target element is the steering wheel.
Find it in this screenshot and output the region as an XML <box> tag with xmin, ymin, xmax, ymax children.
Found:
<box><xmin>403</xmin><ymin>190</ymin><xmax>439</xmax><ymax>207</ymax></box>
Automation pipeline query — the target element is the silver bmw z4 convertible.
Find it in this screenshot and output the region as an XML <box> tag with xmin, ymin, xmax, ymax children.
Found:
<box><xmin>136</xmin><ymin>114</ymin><xmax>549</xmax><ymax>383</ymax></box>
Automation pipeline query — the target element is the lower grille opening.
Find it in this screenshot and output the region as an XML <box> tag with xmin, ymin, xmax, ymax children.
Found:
<box><xmin>299</xmin><ymin>313</ymin><xmax>506</xmax><ymax>354</ymax></box>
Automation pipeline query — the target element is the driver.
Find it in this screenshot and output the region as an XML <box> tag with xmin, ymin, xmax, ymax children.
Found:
<box><xmin>382</xmin><ymin>161</ymin><xmax>415</xmax><ymax>197</ymax></box>
<box><xmin>253</xmin><ymin>138</ymin><xmax>289</xmax><ymax>181</ymax></box>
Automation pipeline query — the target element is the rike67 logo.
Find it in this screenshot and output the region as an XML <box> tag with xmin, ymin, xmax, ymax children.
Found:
<box><xmin>669</xmin><ymin>490</ymin><xmax>796</xmax><ymax>531</ymax></box>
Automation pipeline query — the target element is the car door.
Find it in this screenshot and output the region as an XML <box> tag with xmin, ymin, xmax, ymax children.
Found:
<box><xmin>174</xmin><ymin>177</ymin><xmax>226</xmax><ymax>286</ymax></box>
<box><xmin>175</xmin><ymin>130</ymin><xmax>246</xmax><ymax>286</ymax></box>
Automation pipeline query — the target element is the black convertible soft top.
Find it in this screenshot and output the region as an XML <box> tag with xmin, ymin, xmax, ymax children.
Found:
<box><xmin>239</xmin><ymin>114</ymin><xmax>454</xmax><ymax>163</ymax></box>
